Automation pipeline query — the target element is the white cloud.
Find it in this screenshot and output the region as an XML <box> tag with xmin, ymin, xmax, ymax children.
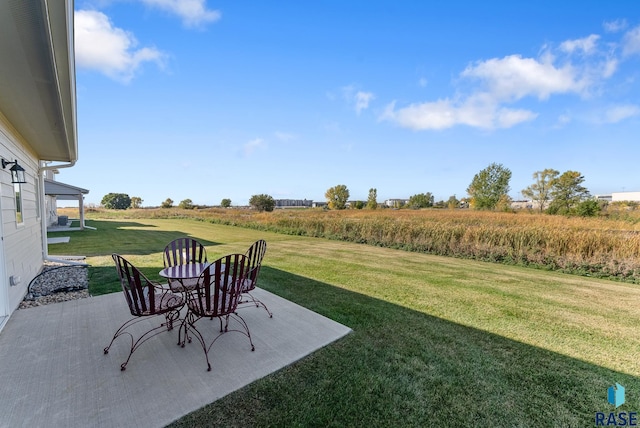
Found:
<box><xmin>381</xmin><ymin>53</ymin><xmax>580</xmax><ymax>130</ymax></box>
<box><xmin>381</xmin><ymin>27</ymin><xmax>637</xmax><ymax>131</ymax></box>
<box><xmin>604</xmin><ymin>104</ymin><xmax>640</xmax><ymax>123</ymax></box>
<box><xmin>140</xmin><ymin>0</ymin><xmax>221</xmax><ymax>28</ymax></box>
<box><xmin>75</xmin><ymin>10</ymin><xmax>165</xmax><ymax>82</ymax></box>
<box><xmin>380</xmin><ymin>96</ymin><xmax>536</xmax><ymax>131</ymax></box>
<box><xmin>341</xmin><ymin>85</ymin><xmax>375</xmax><ymax>114</ymax></box>
<box><xmin>602</xmin><ymin>58</ymin><xmax>619</xmax><ymax>78</ymax></box>
<box><xmin>495</xmin><ymin>108</ymin><xmax>538</xmax><ymax>128</ymax></box>
<box><xmin>622</xmin><ymin>25</ymin><xmax>640</xmax><ymax>56</ymax></box>
<box><xmin>354</xmin><ymin>91</ymin><xmax>375</xmax><ymax>114</ymax></box>
<box><xmin>604</xmin><ymin>19</ymin><xmax>628</xmax><ymax>33</ymax></box>
<box><xmin>461</xmin><ymin>54</ymin><xmax>586</xmax><ymax>101</ymax></box>
<box><xmin>381</xmin><ymin>100</ymin><xmax>455</xmax><ymax>130</ymax></box>
<box><xmin>243</xmin><ymin>138</ymin><xmax>266</xmax><ymax>156</ymax></box>
<box><xmin>560</xmin><ymin>34</ymin><xmax>600</xmax><ymax>55</ymax></box>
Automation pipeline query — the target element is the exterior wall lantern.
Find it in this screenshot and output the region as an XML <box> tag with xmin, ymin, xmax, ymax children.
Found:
<box><xmin>1</xmin><ymin>158</ymin><xmax>27</xmax><ymax>184</ymax></box>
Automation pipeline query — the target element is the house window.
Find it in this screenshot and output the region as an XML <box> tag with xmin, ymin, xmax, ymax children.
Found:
<box><xmin>14</xmin><ymin>182</ymin><xmax>23</xmax><ymax>224</ymax></box>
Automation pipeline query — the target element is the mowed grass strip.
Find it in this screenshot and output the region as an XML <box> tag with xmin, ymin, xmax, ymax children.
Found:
<box><xmin>50</xmin><ymin>217</ymin><xmax>640</xmax><ymax>427</ymax></box>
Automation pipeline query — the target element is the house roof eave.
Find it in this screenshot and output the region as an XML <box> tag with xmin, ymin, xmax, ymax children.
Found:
<box><xmin>0</xmin><ymin>0</ymin><xmax>77</xmax><ymax>162</ymax></box>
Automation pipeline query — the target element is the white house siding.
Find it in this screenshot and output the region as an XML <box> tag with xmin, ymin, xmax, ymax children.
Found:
<box><xmin>0</xmin><ymin>115</ymin><xmax>43</xmax><ymax>314</ymax></box>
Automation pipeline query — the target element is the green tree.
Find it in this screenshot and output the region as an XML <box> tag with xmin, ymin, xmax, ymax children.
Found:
<box><xmin>547</xmin><ymin>171</ymin><xmax>590</xmax><ymax>214</ymax></box>
<box><xmin>101</xmin><ymin>193</ymin><xmax>131</xmax><ymax>210</ymax></box>
<box><xmin>161</xmin><ymin>198</ymin><xmax>173</xmax><ymax>208</ymax></box>
<box><xmin>575</xmin><ymin>199</ymin><xmax>601</xmax><ymax>217</ymax></box>
<box><xmin>325</xmin><ymin>184</ymin><xmax>350</xmax><ymax>210</ymax></box>
<box><xmin>220</xmin><ymin>198</ymin><xmax>232</xmax><ymax>208</ymax></box>
<box><xmin>352</xmin><ymin>201</ymin><xmax>365</xmax><ymax>209</ymax></box>
<box><xmin>179</xmin><ymin>199</ymin><xmax>194</xmax><ymax>209</ymax></box>
<box><xmin>249</xmin><ymin>194</ymin><xmax>275</xmax><ymax>212</ymax></box>
<box><xmin>521</xmin><ymin>169</ymin><xmax>559</xmax><ymax>213</ymax></box>
<box><xmin>130</xmin><ymin>196</ymin><xmax>143</xmax><ymax>209</ymax></box>
<box><xmin>408</xmin><ymin>193</ymin><xmax>434</xmax><ymax>209</ymax></box>
<box><xmin>446</xmin><ymin>195</ymin><xmax>459</xmax><ymax>210</ymax></box>
<box><xmin>467</xmin><ymin>163</ymin><xmax>512</xmax><ymax>210</ymax></box>
<box><xmin>366</xmin><ymin>188</ymin><xmax>378</xmax><ymax>209</ymax></box>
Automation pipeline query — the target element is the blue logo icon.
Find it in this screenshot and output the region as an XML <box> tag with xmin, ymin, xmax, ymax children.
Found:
<box><xmin>609</xmin><ymin>383</ymin><xmax>626</xmax><ymax>408</ymax></box>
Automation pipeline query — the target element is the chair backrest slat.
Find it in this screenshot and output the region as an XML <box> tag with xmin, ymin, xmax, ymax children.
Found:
<box><xmin>112</xmin><ymin>254</ymin><xmax>155</xmax><ymax>316</ymax></box>
<box><xmin>191</xmin><ymin>253</ymin><xmax>247</xmax><ymax>317</ymax></box>
<box><xmin>163</xmin><ymin>238</ymin><xmax>207</xmax><ymax>267</ymax></box>
<box><xmin>244</xmin><ymin>239</ymin><xmax>267</xmax><ymax>291</ymax></box>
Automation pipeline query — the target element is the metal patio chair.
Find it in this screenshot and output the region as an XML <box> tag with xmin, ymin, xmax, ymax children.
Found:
<box><xmin>238</xmin><ymin>239</ymin><xmax>272</xmax><ymax>317</ymax></box>
<box><xmin>163</xmin><ymin>237</ymin><xmax>208</xmax><ymax>292</ymax></box>
<box><xmin>185</xmin><ymin>253</ymin><xmax>255</xmax><ymax>371</ymax></box>
<box><xmin>104</xmin><ymin>254</ymin><xmax>184</xmax><ymax>371</ymax></box>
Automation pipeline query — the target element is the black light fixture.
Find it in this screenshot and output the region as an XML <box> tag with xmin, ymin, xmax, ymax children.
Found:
<box><xmin>1</xmin><ymin>158</ymin><xmax>27</xmax><ymax>184</ymax></box>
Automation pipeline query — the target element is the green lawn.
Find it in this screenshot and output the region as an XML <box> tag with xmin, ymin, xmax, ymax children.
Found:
<box><xmin>49</xmin><ymin>218</ymin><xmax>640</xmax><ymax>427</ymax></box>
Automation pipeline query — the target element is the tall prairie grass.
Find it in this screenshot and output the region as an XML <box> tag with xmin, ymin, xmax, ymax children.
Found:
<box><xmin>70</xmin><ymin>207</ymin><xmax>640</xmax><ymax>282</ymax></box>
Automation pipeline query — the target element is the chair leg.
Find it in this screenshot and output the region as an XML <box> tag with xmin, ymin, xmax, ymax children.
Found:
<box><xmin>104</xmin><ymin>309</ymin><xmax>182</xmax><ymax>371</ymax></box>
<box><xmin>241</xmin><ymin>292</ymin><xmax>273</xmax><ymax>318</ymax></box>
<box><xmin>163</xmin><ymin>308</ymin><xmax>181</xmax><ymax>331</ymax></box>
<box><xmin>186</xmin><ymin>317</ymin><xmax>212</xmax><ymax>371</ymax></box>
<box><xmin>229</xmin><ymin>312</ymin><xmax>255</xmax><ymax>352</ymax></box>
<box><xmin>187</xmin><ymin>313</ymin><xmax>256</xmax><ymax>372</ymax></box>
<box><xmin>177</xmin><ymin>312</ymin><xmax>193</xmax><ymax>347</ymax></box>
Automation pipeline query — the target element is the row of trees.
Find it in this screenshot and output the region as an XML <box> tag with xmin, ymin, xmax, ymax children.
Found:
<box><xmin>101</xmin><ymin>194</ymin><xmax>222</xmax><ymax>210</ymax></box>
<box><xmin>100</xmin><ymin>162</ymin><xmax>595</xmax><ymax>215</ymax></box>
<box><xmin>467</xmin><ymin>163</ymin><xmax>594</xmax><ymax>215</ymax></box>
<box><xmin>319</xmin><ymin>163</ymin><xmax>594</xmax><ymax>215</ymax></box>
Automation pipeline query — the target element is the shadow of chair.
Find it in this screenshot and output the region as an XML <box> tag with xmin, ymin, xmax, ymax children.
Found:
<box><xmin>163</xmin><ymin>237</ymin><xmax>208</xmax><ymax>292</ymax></box>
<box><xmin>104</xmin><ymin>254</ymin><xmax>184</xmax><ymax>371</ymax></box>
<box><xmin>185</xmin><ymin>253</ymin><xmax>255</xmax><ymax>371</ymax></box>
<box><xmin>238</xmin><ymin>239</ymin><xmax>272</xmax><ymax>318</ymax></box>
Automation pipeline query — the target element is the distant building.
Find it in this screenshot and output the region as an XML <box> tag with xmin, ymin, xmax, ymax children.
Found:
<box><xmin>611</xmin><ymin>192</ymin><xmax>640</xmax><ymax>202</ymax></box>
<box><xmin>274</xmin><ymin>199</ymin><xmax>313</xmax><ymax>208</ymax></box>
<box><xmin>510</xmin><ymin>200</ymin><xmax>533</xmax><ymax>210</ymax></box>
<box><xmin>385</xmin><ymin>198</ymin><xmax>409</xmax><ymax>208</ymax></box>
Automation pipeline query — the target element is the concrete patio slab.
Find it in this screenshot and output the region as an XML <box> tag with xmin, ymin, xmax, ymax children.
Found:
<box><xmin>0</xmin><ymin>289</ymin><xmax>351</xmax><ymax>428</ymax></box>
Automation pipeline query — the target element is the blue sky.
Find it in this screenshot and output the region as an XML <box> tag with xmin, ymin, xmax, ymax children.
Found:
<box><xmin>61</xmin><ymin>0</ymin><xmax>640</xmax><ymax>207</ymax></box>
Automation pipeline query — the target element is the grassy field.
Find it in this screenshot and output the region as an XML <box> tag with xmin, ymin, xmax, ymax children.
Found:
<box><xmin>50</xmin><ymin>213</ymin><xmax>640</xmax><ymax>427</ymax></box>
<box><xmin>64</xmin><ymin>206</ymin><xmax>640</xmax><ymax>283</ymax></box>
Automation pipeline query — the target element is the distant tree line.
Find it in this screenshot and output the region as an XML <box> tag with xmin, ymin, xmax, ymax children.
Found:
<box><xmin>99</xmin><ymin>162</ymin><xmax>602</xmax><ymax>217</ymax></box>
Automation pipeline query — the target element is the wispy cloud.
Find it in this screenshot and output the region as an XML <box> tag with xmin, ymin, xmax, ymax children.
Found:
<box><xmin>560</xmin><ymin>34</ymin><xmax>600</xmax><ymax>55</ymax></box>
<box><xmin>554</xmin><ymin>113</ymin><xmax>572</xmax><ymax>128</ymax></box>
<box><xmin>622</xmin><ymin>25</ymin><xmax>640</xmax><ymax>56</ymax></box>
<box><xmin>603</xmin><ymin>104</ymin><xmax>640</xmax><ymax>123</ymax></box>
<box><xmin>461</xmin><ymin>54</ymin><xmax>587</xmax><ymax>101</ymax></box>
<box><xmin>243</xmin><ymin>138</ymin><xmax>266</xmax><ymax>156</ymax></box>
<box><xmin>274</xmin><ymin>132</ymin><xmax>296</xmax><ymax>142</ymax></box>
<box><xmin>380</xmin><ymin>96</ymin><xmax>537</xmax><ymax>131</ymax></box>
<box><xmin>342</xmin><ymin>85</ymin><xmax>375</xmax><ymax>114</ymax></box>
<box><xmin>140</xmin><ymin>0</ymin><xmax>221</xmax><ymax>28</ymax></box>
<box><xmin>75</xmin><ymin>10</ymin><xmax>166</xmax><ymax>83</ymax></box>
<box><xmin>354</xmin><ymin>91</ymin><xmax>375</xmax><ymax>114</ymax></box>
<box><xmin>604</xmin><ymin>19</ymin><xmax>628</xmax><ymax>33</ymax></box>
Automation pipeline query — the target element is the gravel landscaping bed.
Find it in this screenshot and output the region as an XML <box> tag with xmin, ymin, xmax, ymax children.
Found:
<box><xmin>19</xmin><ymin>260</ymin><xmax>91</xmax><ymax>309</ymax></box>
